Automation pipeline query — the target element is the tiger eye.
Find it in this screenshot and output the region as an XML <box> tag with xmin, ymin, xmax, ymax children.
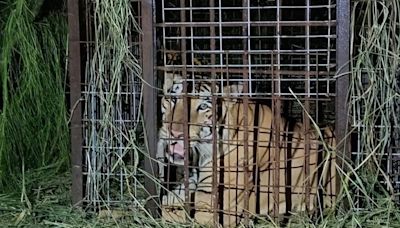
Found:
<box><xmin>198</xmin><ymin>103</ymin><xmax>208</xmax><ymax>110</ymax></box>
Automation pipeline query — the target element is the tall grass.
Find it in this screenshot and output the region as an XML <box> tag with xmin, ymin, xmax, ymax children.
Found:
<box><xmin>0</xmin><ymin>0</ymin><xmax>69</xmax><ymax>193</ymax></box>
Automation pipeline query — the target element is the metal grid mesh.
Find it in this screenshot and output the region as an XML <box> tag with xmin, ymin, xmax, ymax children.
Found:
<box><xmin>157</xmin><ymin>0</ymin><xmax>336</xmax><ymax>121</ymax></box>
<box><xmin>156</xmin><ymin>0</ymin><xmax>337</xmax><ymax>225</ymax></box>
<box><xmin>79</xmin><ymin>0</ymin><xmax>144</xmax><ymax>209</ymax></box>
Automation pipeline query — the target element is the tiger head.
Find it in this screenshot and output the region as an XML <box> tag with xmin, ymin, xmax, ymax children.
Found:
<box><xmin>161</xmin><ymin>72</ymin><xmax>242</xmax><ymax>165</ymax></box>
<box><xmin>184</xmin><ymin>81</ymin><xmax>243</xmax><ymax>146</ymax></box>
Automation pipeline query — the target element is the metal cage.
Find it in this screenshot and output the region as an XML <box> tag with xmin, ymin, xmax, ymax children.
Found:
<box><xmin>154</xmin><ymin>0</ymin><xmax>348</xmax><ymax>226</ymax></box>
<box><xmin>68</xmin><ymin>0</ymin><xmax>146</xmax><ymax>211</ymax></box>
<box><xmin>67</xmin><ymin>0</ymin><xmax>351</xmax><ymax>225</ymax></box>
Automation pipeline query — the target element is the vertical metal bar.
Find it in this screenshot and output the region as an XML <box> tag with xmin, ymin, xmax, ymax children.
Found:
<box><xmin>269</xmin><ymin>51</ymin><xmax>274</xmax><ymax>216</ymax></box>
<box><xmin>224</xmin><ymin>52</ymin><xmax>232</xmax><ymax>224</ymax></box>
<box><xmin>316</xmin><ymin>54</ymin><xmax>321</xmax><ymax>123</ymax></box>
<box><xmin>85</xmin><ymin>0</ymin><xmax>93</xmax><ymax>206</ymax></box>
<box><xmin>327</xmin><ymin>0</ymin><xmax>332</xmax><ymax>92</ymax></box>
<box><xmin>142</xmin><ymin>0</ymin><xmax>158</xmax><ymax>217</ymax></box>
<box><xmin>242</xmin><ymin>0</ymin><xmax>250</xmax><ymax>225</ymax></box>
<box><xmin>160</xmin><ymin>0</ymin><xmax>171</xmax><ymax>195</ymax></box>
<box><xmin>179</xmin><ymin>0</ymin><xmax>190</xmax><ymax>216</ymax></box>
<box><xmin>162</xmin><ymin>0</ymin><xmax>167</xmax><ymax>67</ymax></box>
<box><xmin>218</xmin><ymin>0</ymin><xmax>223</xmax><ymax>68</ymax></box>
<box><xmin>272</xmin><ymin>67</ymin><xmax>281</xmax><ymax>220</ymax></box>
<box><xmin>304</xmin><ymin>0</ymin><xmax>311</xmax><ymax>211</ymax></box>
<box><xmin>257</xmin><ymin>0</ymin><xmax>262</xmax><ymax>65</ymax></box>
<box><xmin>209</xmin><ymin>0</ymin><xmax>219</xmax><ymax>225</ymax></box>
<box><xmin>336</xmin><ymin>0</ymin><xmax>350</xmax><ymax>196</ymax></box>
<box><xmin>190</xmin><ymin>0</ymin><xmax>194</xmax><ymax>68</ymax></box>
<box><xmin>273</xmin><ymin>0</ymin><xmax>282</xmax><ymax>219</ymax></box>
<box><xmin>246</xmin><ymin>1</ymin><xmax>252</xmax><ymax>97</ymax></box>
<box><xmin>68</xmin><ymin>0</ymin><xmax>83</xmax><ymax>207</ymax></box>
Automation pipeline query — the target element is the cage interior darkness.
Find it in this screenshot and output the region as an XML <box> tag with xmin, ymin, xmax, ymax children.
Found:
<box><xmin>156</xmin><ymin>0</ymin><xmax>337</xmax><ymax>226</ymax></box>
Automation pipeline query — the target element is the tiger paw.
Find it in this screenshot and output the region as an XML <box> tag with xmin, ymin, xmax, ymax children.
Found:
<box><xmin>162</xmin><ymin>189</ymin><xmax>185</xmax><ymax>206</ymax></box>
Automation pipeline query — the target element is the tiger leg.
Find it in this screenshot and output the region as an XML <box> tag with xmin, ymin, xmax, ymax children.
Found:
<box><xmin>156</xmin><ymin>138</ymin><xmax>166</xmax><ymax>183</ymax></box>
<box><xmin>161</xmin><ymin>168</ymin><xmax>199</xmax><ymax>223</ymax></box>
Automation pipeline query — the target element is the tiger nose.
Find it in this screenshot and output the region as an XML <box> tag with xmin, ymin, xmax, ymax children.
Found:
<box><xmin>170</xmin><ymin>130</ymin><xmax>184</xmax><ymax>138</ymax></box>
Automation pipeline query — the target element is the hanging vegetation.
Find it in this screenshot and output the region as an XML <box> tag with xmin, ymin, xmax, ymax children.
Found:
<box><xmin>83</xmin><ymin>0</ymin><xmax>150</xmax><ymax>213</ymax></box>
<box><xmin>349</xmin><ymin>0</ymin><xmax>400</xmax><ymax>203</ymax></box>
<box><xmin>0</xmin><ymin>0</ymin><xmax>69</xmax><ymax>193</ymax></box>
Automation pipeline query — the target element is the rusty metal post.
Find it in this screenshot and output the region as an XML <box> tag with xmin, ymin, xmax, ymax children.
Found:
<box><xmin>68</xmin><ymin>0</ymin><xmax>83</xmax><ymax>207</ymax></box>
<box><xmin>142</xmin><ymin>0</ymin><xmax>159</xmax><ymax>217</ymax></box>
<box><xmin>178</xmin><ymin>0</ymin><xmax>191</xmax><ymax>217</ymax></box>
<box><xmin>336</xmin><ymin>0</ymin><xmax>350</xmax><ymax>194</ymax></box>
<box><xmin>272</xmin><ymin>57</ymin><xmax>281</xmax><ymax>220</ymax></box>
<box><xmin>273</xmin><ymin>0</ymin><xmax>282</xmax><ymax>218</ymax></box>
<box><xmin>241</xmin><ymin>0</ymin><xmax>250</xmax><ymax>224</ymax></box>
<box><xmin>208</xmin><ymin>0</ymin><xmax>219</xmax><ymax>225</ymax></box>
<box><xmin>304</xmin><ymin>0</ymin><xmax>311</xmax><ymax>211</ymax></box>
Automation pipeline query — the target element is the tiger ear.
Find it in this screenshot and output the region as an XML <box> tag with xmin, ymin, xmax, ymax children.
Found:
<box><xmin>163</xmin><ymin>72</ymin><xmax>182</xmax><ymax>94</ymax></box>
<box><xmin>193</xmin><ymin>57</ymin><xmax>202</xmax><ymax>66</ymax></box>
<box><xmin>215</xmin><ymin>84</ymin><xmax>220</xmax><ymax>93</ymax></box>
<box><xmin>223</xmin><ymin>84</ymin><xmax>243</xmax><ymax>97</ymax></box>
<box><xmin>166</xmin><ymin>53</ymin><xmax>178</xmax><ymax>64</ymax></box>
<box><xmin>231</xmin><ymin>84</ymin><xmax>243</xmax><ymax>95</ymax></box>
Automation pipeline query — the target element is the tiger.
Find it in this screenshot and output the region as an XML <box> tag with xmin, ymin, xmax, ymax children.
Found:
<box><xmin>157</xmin><ymin>55</ymin><xmax>210</xmax><ymax>188</ymax></box>
<box><xmin>160</xmin><ymin>72</ymin><xmax>337</xmax><ymax>227</ymax></box>
<box><xmin>157</xmin><ymin>72</ymin><xmax>212</xmax><ymax>210</ymax></box>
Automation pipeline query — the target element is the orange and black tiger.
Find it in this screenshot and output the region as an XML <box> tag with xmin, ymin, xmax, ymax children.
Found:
<box><xmin>159</xmin><ymin>73</ymin><xmax>336</xmax><ymax>227</ymax></box>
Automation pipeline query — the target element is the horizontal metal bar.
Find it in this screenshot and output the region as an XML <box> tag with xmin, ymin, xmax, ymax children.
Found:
<box><xmin>158</xmin><ymin>66</ymin><xmax>335</xmax><ymax>76</ymax></box>
<box><xmin>77</xmin><ymin>41</ymin><xmax>142</xmax><ymax>46</ymax></box>
<box><xmin>82</xmin><ymin>91</ymin><xmax>142</xmax><ymax>95</ymax></box>
<box><xmin>82</xmin><ymin>119</ymin><xmax>140</xmax><ymax>123</ymax></box>
<box><xmin>82</xmin><ymin>199</ymin><xmax>145</xmax><ymax>203</ymax></box>
<box><xmin>163</xmin><ymin>49</ymin><xmax>334</xmax><ymax>54</ymax></box>
<box><xmin>157</xmin><ymin>20</ymin><xmax>336</xmax><ymax>27</ymax></box>
<box><xmin>160</xmin><ymin>92</ymin><xmax>336</xmax><ymax>97</ymax></box>
<box><xmin>163</xmin><ymin>5</ymin><xmax>336</xmax><ymax>10</ymax></box>
<box><xmin>350</xmin><ymin>124</ymin><xmax>395</xmax><ymax>128</ymax></box>
<box><xmin>350</xmin><ymin>151</ymin><xmax>400</xmax><ymax>156</ymax></box>
<box><xmin>165</xmin><ymin>63</ymin><xmax>336</xmax><ymax>67</ymax></box>
<box><xmin>82</xmin><ymin>146</ymin><xmax>137</xmax><ymax>149</ymax></box>
<box><xmin>163</xmin><ymin>63</ymin><xmax>336</xmax><ymax>68</ymax></box>
<box><xmin>165</xmin><ymin>35</ymin><xmax>336</xmax><ymax>39</ymax></box>
<box><xmin>158</xmin><ymin>78</ymin><xmax>334</xmax><ymax>83</ymax></box>
<box><xmin>166</xmin><ymin>78</ymin><xmax>334</xmax><ymax>82</ymax></box>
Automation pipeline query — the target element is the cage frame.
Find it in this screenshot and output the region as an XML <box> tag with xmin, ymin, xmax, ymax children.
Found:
<box><xmin>67</xmin><ymin>0</ymin><xmax>351</xmax><ymax>222</ymax></box>
<box><xmin>151</xmin><ymin>0</ymin><xmax>350</xmax><ymax>224</ymax></box>
<box><xmin>68</xmin><ymin>0</ymin><xmax>83</xmax><ymax>206</ymax></box>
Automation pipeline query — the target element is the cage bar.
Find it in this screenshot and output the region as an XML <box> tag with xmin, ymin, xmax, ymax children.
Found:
<box><xmin>241</xmin><ymin>0</ymin><xmax>250</xmax><ymax>225</ymax></box>
<box><xmin>68</xmin><ymin>0</ymin><xmax>83</xmax><ymax>206</ymax></box>
<box><xmin>336</xmin><ymin>3</ymin><xmax>350</xmax><ymax>140</ymax></box>
<box><xmin>336</xmin><ymin>0</ymin><xmax>350</xmax><ymax>193</ymax></box>
<box><xmin>142</xmin><ymin>0</ymin><xmax>159</xmax><ymax>216</ymax></box>
<box><xmin>208</xmin><ymin>0</ymin><xmax>219</xmax><ymax>225</ymax></box>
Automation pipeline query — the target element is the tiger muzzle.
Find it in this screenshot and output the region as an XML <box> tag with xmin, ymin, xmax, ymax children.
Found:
<box><xmin>167</xmin><ymin>130</ymin><xmax>187</xmax><ymax>165</ymax></box>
